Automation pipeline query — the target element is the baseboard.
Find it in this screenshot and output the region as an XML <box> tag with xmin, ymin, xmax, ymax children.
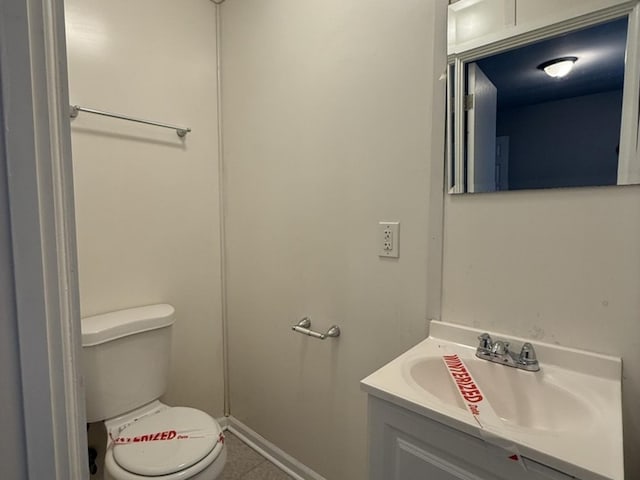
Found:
<box><xmin>221</xmin><ymin>416</ymin><xmax>326</xmax><ymax>480</ymax></box>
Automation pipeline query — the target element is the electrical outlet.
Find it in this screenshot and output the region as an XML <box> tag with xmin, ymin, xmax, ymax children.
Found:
<box><xmin>378</xmin><ymin>221</ymin><xmax>399</xmax><ymax>258</ymax></box>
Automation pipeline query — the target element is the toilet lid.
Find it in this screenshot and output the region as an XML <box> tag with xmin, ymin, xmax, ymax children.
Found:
<box><xmin>113</xmin><ymin>407</ymin><xmax>222</xmax><ymax>476</ymax></box>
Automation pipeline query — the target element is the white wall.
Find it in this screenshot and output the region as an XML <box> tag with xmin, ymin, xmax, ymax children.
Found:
<box><xmin>442</xmin><ymin>186</ymin><xmax>640</xmax><ymax>477</ymax></box>
<box><xmin>64</xmin><ymin>0</ymin><xmax>224</xmax><ymax>418</ymax></box>
<box><xmin>221</xmin><ymin>1</ymin><xmax>446</xmax><ymax>479</ymax></box>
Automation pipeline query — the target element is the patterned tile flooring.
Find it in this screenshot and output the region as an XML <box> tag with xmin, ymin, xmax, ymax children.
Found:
<box><xmin>221</xmin><ymin>431</ymin><xmax>294</xmax><ymax>480</ymax></box>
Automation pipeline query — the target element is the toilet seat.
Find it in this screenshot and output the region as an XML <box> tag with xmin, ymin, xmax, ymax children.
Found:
<box><xmin>104</xmin><ymin>404</ymin><xmax>226</xmax><ymax>480</ymax></box>
<box><xmin>113</xmin><ymin>407</ymin><xmax>223</xmax><ymax>476</ymax></box>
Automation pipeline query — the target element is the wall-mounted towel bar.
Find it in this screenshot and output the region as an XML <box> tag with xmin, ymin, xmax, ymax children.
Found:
<box><xmin>69</xmin><ymin>105</ymin><xmax>191</xmax><ymax>137</ymax></box>
<box><xmin>291</xmin><ymin>317</ymin><xmax>340</xmax><ymax>340</ymax></box>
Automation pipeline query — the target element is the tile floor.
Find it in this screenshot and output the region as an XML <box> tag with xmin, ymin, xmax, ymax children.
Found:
<box><xmin>221</xmin><ymin>431</ymin><xmax>294</xmax><ymax>480</ymax></box>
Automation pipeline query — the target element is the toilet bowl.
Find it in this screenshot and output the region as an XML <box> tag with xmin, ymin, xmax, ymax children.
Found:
<box><xmin>103</xmin><ymin>401</ymin><xmax>226</xmax><ymax>480</ymax></box>
<box><xmin>81</xmin><ymin>304</ymin><xmax>226</xmax><ymax>480</ymax></box>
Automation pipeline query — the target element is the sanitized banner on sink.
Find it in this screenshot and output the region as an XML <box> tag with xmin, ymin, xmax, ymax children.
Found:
<box><xmin>442</xmin><ymin>354</ymin><xmax>527</xmax><ymax>470</ymax></box>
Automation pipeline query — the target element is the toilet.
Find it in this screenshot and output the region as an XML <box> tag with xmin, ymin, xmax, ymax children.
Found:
<box><xmin>81</xmin><ymin>304</ymin><xmax>226</xmax><ymax>480</ymax></box>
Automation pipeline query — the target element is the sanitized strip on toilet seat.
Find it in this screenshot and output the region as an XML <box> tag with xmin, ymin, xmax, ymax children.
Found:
<box><xmin>442</xmin><ymin>354</ymin><xmax>527</xmax><ymax>471</ymax></box>
<box><xmin>109</xmin><ymin>429</ymin><xmax>224</xmax><ymax>448</ymax></box>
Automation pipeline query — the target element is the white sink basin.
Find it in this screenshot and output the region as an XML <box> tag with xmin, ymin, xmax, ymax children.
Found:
<box><xmin>406</xmin><ymin>356</ymin><xmax>592</xmax><ymax>433</ymax></box>
<box><xmin>361</xmin><ymin>320</ymin><xmax>624</xmax><ymax>480</ymax></box>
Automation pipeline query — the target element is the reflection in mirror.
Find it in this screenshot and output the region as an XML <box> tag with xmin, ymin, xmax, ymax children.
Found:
<box><xmin>450</xmin><ymin>16</ymin><xmax>634</xmax><ymax>193</ymax></box>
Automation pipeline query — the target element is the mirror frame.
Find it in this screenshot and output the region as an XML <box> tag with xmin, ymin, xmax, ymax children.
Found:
<box><xmin>447</xmin><ymin>2</ymin><xmax>640</xmax><ymax>194</ymax></box>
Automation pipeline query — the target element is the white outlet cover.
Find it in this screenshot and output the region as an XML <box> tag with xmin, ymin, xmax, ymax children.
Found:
<box><xmin>378</xmin><ymin>222</ymin><xmax>399</xmax><ymax>258</ymax></box>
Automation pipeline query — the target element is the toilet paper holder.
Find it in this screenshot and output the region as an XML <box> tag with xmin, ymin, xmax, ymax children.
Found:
<box><xmin>291</xmin><ymin>317</ymin><xmax>340</xmax><ymax>340</ymax></box>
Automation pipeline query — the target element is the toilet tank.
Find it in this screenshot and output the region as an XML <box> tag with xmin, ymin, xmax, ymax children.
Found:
<box><xmin>81</xmin><ymin>304</ymin><xmax>175</xmax><ymax>423</ymax></box>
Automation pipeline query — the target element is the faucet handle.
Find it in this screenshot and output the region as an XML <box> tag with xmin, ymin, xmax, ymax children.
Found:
<box><xmin>519</xmin><ymin>342</ymin><xmax>537</xmax><ymax>364</ymax></box>
<box><xmin>477</xmin><ymin>333</ymin><xmax>493</xmax><ymax>351</ymax></box>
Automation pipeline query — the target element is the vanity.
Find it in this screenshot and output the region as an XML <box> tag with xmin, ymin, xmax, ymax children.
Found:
<box><xmin>361</xmin><ymin>321</ymin><xmax>623</xmax><ymax>480</ymax></box>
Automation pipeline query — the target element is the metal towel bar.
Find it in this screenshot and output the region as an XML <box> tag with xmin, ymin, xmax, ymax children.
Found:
<box><xmin>291</xmin><ymin>317</ymin><xmax>340</xmax><ymax>340</ymax></box>
<box><xmin>69</xmin><ymin>105</ymin><xmax>191</xmax><ymax>137</ymax></box>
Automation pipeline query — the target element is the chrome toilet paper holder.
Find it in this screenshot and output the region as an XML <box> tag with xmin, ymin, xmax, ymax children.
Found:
<box><xmin>291</xmin><ymin>317</ymin><xmax>340</xmax><ymax>340</ymax></box>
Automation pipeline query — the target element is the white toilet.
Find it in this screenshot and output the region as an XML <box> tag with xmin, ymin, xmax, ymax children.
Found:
<box><xmin>82</xmin><ymin>304</ymin><xmax>227</xmax><ymax>480</ymax></box>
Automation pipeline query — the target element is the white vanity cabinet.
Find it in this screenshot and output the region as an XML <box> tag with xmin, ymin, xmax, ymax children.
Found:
<box><xmin>368</xmin><ymin>396</ymin><xmax>576</xmax><ymax>480</ymax></box>
<box><xmin>361</xmin><ymin>322</ymin><xmax>623</xmax><ymax>480</ymax></box>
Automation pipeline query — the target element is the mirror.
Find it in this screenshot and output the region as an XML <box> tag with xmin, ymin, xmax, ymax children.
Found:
<box><xmin>447</xmin><ymin>11</ymin><xmax>640</xmax><ymax>194</ymax></box>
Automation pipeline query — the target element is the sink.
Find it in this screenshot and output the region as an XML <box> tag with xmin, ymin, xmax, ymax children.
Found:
<box><xmin>361</xmin><ymin>320</ymin><xmax>624</xmax><ymax>480</ymax></box>
<box><xmin>405</xmin><ymin>356</ymin><xmax>593</xmax><ymax>433</ymax></box>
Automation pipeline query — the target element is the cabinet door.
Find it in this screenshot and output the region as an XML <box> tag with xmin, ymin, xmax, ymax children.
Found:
<box><xmin>368</xmin><ymin>397</ymin><xmax>578</xmax><ymax>480</ymax></box>
<box><xmin>390</xmin><ymin>433</ymin><xmax>489</xmax><ymax>480</ymax></box>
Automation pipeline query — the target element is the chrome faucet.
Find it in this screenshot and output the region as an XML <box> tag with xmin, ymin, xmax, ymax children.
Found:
<box><xmin>475</xmin><ymin>333</ymin><xmax>539</xmax><ymax>372</ymax></box>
